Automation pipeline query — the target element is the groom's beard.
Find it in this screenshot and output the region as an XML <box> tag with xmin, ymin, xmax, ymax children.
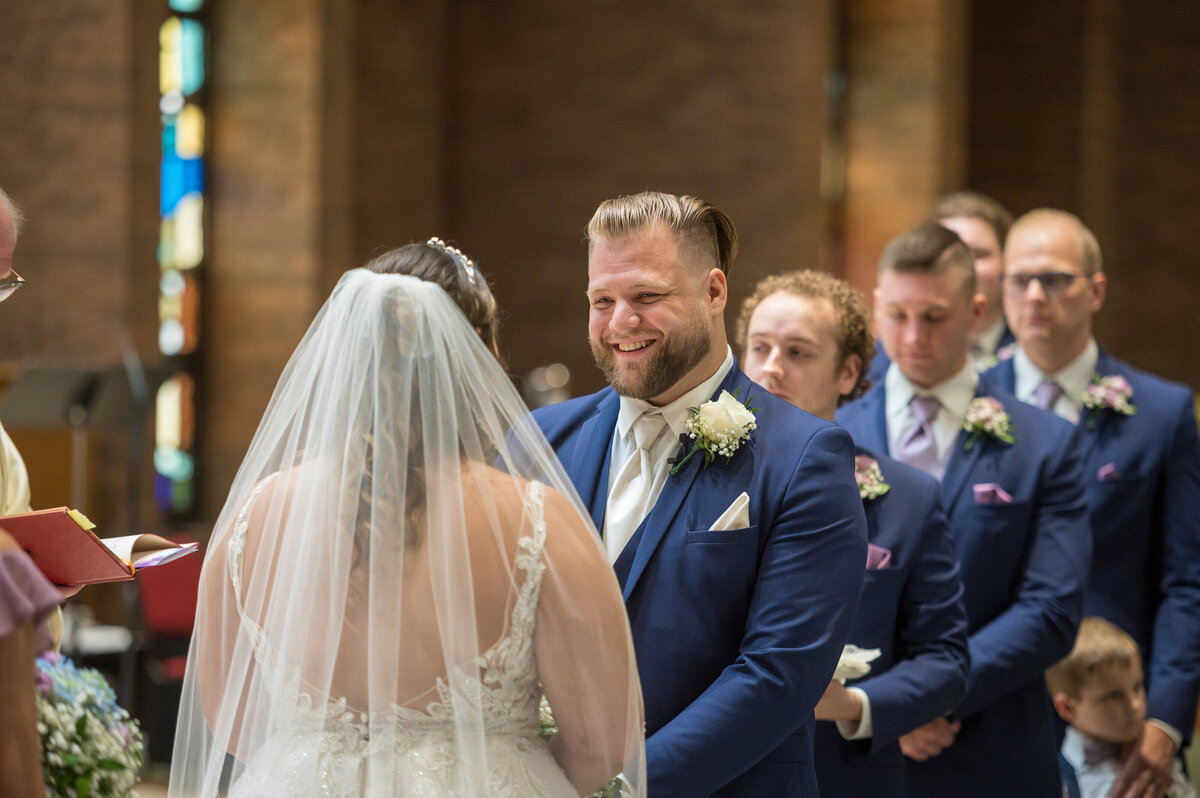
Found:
<box><xmin>591</xmin><ymin>308</ymin><xmax>712</xmax><ymax>401</ymax></box>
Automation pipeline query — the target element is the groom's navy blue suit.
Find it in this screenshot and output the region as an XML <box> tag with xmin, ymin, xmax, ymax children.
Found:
<box><xmin>838</xmin><ymin>382</ymin><xmax>1090</xmax><ymax>797</ymax></box>
<box><xmin>533</xmin><ymin>363</ymin><xmax>868</xmax><ymax>797</ymax></box>
<box><xmin>984</xmin><ymin>351</ymin><xmax>1200</xmax><ymax>740</ymax></box>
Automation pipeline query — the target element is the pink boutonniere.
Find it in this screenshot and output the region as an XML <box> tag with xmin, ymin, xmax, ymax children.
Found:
<box><xmin>962</xmin><ymin>396</ymin><xmax>1015</xmax><ymax>451</ymax></box>
<box><xmin>854</xmin><ymin>455</ymin><xmax>890</xmax><ymax>501</ymax></box>
<box><xmin>1077</xmin><ymin>375</ymin><xmax>1136</xmax><ymax>428</ymax></box>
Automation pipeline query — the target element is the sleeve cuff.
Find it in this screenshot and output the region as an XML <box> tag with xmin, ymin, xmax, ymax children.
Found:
<box><xmin>1148</xmin><ymin>719</ymin><xmax>1182</xmax><ymax>750</ymax></box>
<box><xmin>836</xmin><ymin>687</ymin><xmax>874</xmax><ymax>740</ymax></box>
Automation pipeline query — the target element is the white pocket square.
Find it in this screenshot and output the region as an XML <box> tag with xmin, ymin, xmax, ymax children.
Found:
<box><xmin>709</xmin><ymin>492</ymin><xmax>750</xmax><ymax>531</ymax></box>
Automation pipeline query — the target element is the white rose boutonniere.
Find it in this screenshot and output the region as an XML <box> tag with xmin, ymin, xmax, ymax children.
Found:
<box><xmin>670</xmin><ymin>389</ymin><xmax>758</xmax><ymax>475</ymax></box>
<box><xmin>1078</xmin><ymin>375</ymin><xmax>1136</xmax><ymax>428</ymax></box>
<box><xmin>854</xmin><ymin>455</ymin><xmax>890</xmax><ymax>501</ymax></box>
<box><xmin>962</xmin><ymin>396</ymin><xmax>1015</xmax><ymax>451</ymax></box>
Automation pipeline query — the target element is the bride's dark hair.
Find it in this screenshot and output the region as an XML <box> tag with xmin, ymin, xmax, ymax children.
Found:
<box><xmin>364</xmin><ymin>241</ymin><xmax>502</xmax><ymax>362</ymax></box>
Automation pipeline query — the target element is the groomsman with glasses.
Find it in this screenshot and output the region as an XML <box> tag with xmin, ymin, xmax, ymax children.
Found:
<box><xmin>983</xmin><ymin>209</ymin><xmax>1200</xmax><ymax>798</ymax></box>
<box><xmin>838</xmin><ymin>222</ymin><xmax>1091</xmax><ymax>797</ymax></box>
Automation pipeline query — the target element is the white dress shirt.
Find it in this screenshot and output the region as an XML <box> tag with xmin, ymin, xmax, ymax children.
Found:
<box><xmin>885</xmin><ymin>360</ymin><xmax>980</xmax><ymax>481</ymax></box>
<box><xmin>1013</xmin><ymin>339</ymin><xmax>1099</xmax><ymax>424</ymax></box>
<box><xmin>1060</xmin><ymin>726</ymin><xmax>1194</xmax><ymax>798</ymax></box>
<box><xmin>604</xmin><ymin>348</ymin><xmax>735</xmax><ymax>554</ymax></box>
<box><xmin>970</xmin><ymin>317</ymin><xmax>1009</xmax><ymax>370</ymax></box>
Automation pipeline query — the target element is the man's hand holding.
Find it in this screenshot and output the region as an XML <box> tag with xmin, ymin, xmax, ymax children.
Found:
<box><xmin>899</xmin><ymin>716</ymin><xmax>961</xmax><ymax>761</ymax></box>
<box><xmin>814</xmin><ymin>679</ymin><xmax>863</xmax><ymax>723</ymax></box>
<box><xmin>1109</xmin><ymin>722</ymin><xmax>1176</xmax><ymax>798</ymax></box>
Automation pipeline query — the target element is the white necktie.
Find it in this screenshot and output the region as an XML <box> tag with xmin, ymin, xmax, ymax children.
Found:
<box><xmin>605</xmin><ymin>411</ymin><xmax>668</xmax><ymax>563</ymax></box>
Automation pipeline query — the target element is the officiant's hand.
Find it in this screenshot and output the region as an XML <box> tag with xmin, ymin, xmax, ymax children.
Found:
<box><xmin>1109</xmin><ymin>722</ymin><xmax>1175</xmax><ymax>798</ymax></box>
<box><xmin>814</xmin><ymin>679</ymin><xmax>862</xmax><ymax>722</ymax></box>
<box><xmin>899</xmin><ymin>716</ymin><xmax>960</xmax><ymax>761</ymax></box>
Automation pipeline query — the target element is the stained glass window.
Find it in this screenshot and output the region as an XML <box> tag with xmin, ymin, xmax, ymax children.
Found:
<box><xmin>156</xmin><ymin>2</ymin><xmax>207</xmax><ymax>516</ymax></box>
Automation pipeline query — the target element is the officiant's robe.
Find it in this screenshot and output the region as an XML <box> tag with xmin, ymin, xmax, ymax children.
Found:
<box><xmin>838</xmin><ymin>384</ymin><xmax>1090</xmax><ymax>798</ymax></box>
<box><xmin>814</xmin><ymin>448</ymin><xmax>969</xmax><ymax>798</ymax></box>
<box><xmin>533</xmin><ymin>363</ymin><xmax>868</xmax><ymax>798</ymax></box>
<box><xmin>984</xmin><ymin>351</ymin><xmax>1200</xmax><ymax>739</ymax></box>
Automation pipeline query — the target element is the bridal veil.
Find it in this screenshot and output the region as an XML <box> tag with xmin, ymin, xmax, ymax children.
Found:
<box><xmin>168</xmin><ymin>269</ymin><xmax>644</xmax><ymax>797</ymax></box>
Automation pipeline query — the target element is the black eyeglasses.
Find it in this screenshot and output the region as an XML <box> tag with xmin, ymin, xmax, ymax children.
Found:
<box><xmin>1001</xmin><ymin>271</ymin><xmax>1086</xmax><ymax>298</ymax></box>
<box><xmin>0</xmin><ymin>269</ymin><xmax>25</xmax><ymax>303</ymax></box>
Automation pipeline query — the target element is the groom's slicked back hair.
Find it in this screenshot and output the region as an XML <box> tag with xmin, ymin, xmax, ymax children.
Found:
<box><xmin>586</xmin><ymin>191</ymin><xmax>739</xmax><ymax>275</ymax></box>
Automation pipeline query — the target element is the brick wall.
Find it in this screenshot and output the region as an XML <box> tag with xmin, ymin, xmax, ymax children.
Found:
<box><xmin>967</xmin><ymin>0</ymin><xmax>1200</xmax><ymax>391</ymax></box>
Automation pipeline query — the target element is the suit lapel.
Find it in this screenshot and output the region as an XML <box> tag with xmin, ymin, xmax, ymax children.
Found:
<box><xmin>847</xmin><ymin>386</ymin><xmax>889</xmax><ymax>453</ymax></box>
<box><xmin>569</xmin><ymin>392</ymin><xmax>620</xmax><ymax>532</ymax></box>
<box><xmin>984</xmin><ymin>359</ymin><xmax>1016</xmax><ymax>394</ymax></box>
<box><xmin>939</xmin><ymin>389</ymin><xmax>991</xmax><ymax>517</ymax></box>
<box><xmin>620</xmin><ymin>367</ymin><xmax>746</xmax><ymax>600</ymax></box>
<box><xmin>1075</xmin><ymin>351</ymin><xmax>1116</xmax><ymax>466</ymax></box>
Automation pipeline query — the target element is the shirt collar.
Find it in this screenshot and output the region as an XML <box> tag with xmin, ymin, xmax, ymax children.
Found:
<box><xmin>1013</xmin><ymin>338</ymin><xmax>1099</xmax><ymax>404</ymax></box>
<box><xmin>885</xmin><ymin>358</ymin><xmax>980</xmax><ymax>421</ymax></box>
<box><xmin>616</xmin><ymin>347</ymin><xmax>735</xmax><ymax>442</ymax></box>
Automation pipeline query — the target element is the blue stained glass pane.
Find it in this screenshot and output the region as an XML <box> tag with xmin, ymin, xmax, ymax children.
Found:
<box><xmin>169</xmin><ymin>0</ymin><xmax>205</xmax><ymax>11</ymax></box>
<box><xmin>162</xmin><ymin>121</ymin><xmax>177</xmax><ymax>154</ymax></box>
<box><xmin>180</xmin><ymin>20</ymin><xmax>205</xmax><ymax>96</ymax></box>
<box><xmin>160</xmin><ymin>154</ymin><xmax>204</xmax><ymax>217</ymax></box>
<box><xmin>154</xmin><ymin>471</ymin><xmax>173</xmax><ymax>512</ymax></box>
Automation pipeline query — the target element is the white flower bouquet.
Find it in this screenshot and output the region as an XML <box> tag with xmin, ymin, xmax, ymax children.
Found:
<box><xmin>35</xmin><ymin>652</ymin><xmax>144</xmax><ymax>798</ymax></box>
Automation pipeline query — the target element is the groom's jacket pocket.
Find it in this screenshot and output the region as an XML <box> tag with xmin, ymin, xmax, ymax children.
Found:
<box><xmin>686</xmin><ymin>525</ymin><xmax>757</xmax><ymax>545</ymax></box>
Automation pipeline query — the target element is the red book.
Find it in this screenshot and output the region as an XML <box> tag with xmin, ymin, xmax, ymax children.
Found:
<box><xmin>0</xmin><ymin>507</ymin><xmax>199</xmax><ymax>586</ymax></box>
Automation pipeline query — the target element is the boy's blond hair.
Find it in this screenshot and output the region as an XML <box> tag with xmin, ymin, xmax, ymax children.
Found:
<box><xmin>1046</xmin><ymin>617</ymin><xmax>1141</xmax><ymax>697</ymax></box>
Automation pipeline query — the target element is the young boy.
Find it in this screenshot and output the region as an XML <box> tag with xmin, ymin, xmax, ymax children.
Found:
<box><xmin>1047</xmin><ymin>617</ymin><xmax>1195</xmax><ymax>798</ymax></box>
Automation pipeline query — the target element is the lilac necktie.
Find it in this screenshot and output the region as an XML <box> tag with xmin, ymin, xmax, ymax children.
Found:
<box><xmin>894</xmin><ymin>395</ymin><xmax>941</xmax><ymax>475</ymax></box>
<box><xmin>1033</xmin><ymin>379</ymin><xmax>1063</xmax><ymax>412</ymax></box>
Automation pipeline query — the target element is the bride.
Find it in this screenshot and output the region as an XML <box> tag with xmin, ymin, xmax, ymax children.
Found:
<box><xmin>168</xmin><ymin>243</ymin><xmax>645</xmax><ymax>797</ymax></box>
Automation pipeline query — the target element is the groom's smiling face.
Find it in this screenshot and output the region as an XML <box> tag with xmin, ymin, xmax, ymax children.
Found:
<box><xmin>587</xmin><ymin>224</ymin><xmax>727</xmax><ymax>405</ymax></box>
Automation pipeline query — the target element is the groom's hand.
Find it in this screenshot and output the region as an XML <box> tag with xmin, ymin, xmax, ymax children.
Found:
<box><xmin>899</xmin><ymin>716</ymin><xmax>960</xmax><ymax>761</ymax></box>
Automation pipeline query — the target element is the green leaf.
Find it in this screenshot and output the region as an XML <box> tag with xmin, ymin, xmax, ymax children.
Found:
<box><xmin>97</xmin><ymin>758</ymin><xmax>125</xmax><ymax>771</ymax></box>
<box><xmin>75</xmin><ymin>773</ymin><xmax>93</xmax><ymax>798</ymax></box>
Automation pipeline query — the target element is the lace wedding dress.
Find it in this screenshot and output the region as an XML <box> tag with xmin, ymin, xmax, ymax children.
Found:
<box><xmin>227</xmin><ymin>481</ymin><xmax>576</xmax><ymax>798</ymax></box>
<box><xmin>169</xmin><ymin>272</ymin><xmax>642</xmax><ymax>798</ymax></box>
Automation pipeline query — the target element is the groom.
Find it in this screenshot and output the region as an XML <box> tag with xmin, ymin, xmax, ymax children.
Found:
<box><xmin>533</xmin><ymin>191</ymin><xmax>868</xmax><ymax>797</ymax></box>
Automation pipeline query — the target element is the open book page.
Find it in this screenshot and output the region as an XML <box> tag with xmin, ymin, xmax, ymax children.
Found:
<box><xmin>102</xmin><ymin>534</ymin><xmax>199</xmax><ymax>569</ymax></box>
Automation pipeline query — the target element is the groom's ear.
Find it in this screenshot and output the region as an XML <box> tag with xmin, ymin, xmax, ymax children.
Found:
<box><xmin>706</xmin><ymin>268</ymin><xmax>728</xmax><ymax>314</ymax></box>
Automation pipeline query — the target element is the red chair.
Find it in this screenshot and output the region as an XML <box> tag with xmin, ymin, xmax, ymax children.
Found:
<box><xmin>135</xmin><ymin>537</ymin><xmax>202</xmax><ymax>762</ymax></box>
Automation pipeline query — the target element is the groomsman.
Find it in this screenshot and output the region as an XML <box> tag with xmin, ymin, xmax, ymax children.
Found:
<box><xmin>867</xmin><ymin>191</ymin><xmax>1016</xmax><ymax>383</ymax></box>
<box><xmin>838</xmin><ymin>223</ymin><xmax>1091</xmax><ymax>797</ymax></box>
<box><xmin>738</xmin><ymin>270</ymin><xmax>970</xmax><ymax>798</ymax></box>
<box><xmin>533</xmin><ymin>191</ymin><xmax>868</xmax><ymax>797</ymax></box>
<box><xmin>983</xmin><ymin>209</ymin><xmax>1200</xmax><ymax>798</ymax></box>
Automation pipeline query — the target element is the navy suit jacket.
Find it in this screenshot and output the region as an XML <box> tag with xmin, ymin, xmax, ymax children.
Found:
<box><xmin>984</xmin><ymin>351</ymin><xmax>1200</xmax><ymax>738</ymax></box>
<box><xmin>533</xmin><ymin>364</ymin><xmax>868</xmax><ymax>798</ymax></box>
<box><xmin>866</xmin><ymin>324</ymin><xmax>1015</xmax><ymax>388</ymax></box>
<box><xmin>837</xmin><ymin>383</ymin><xmax>1091</xmax><ymax>798</ymax></box>
<box><xmin>814</xmin><ymin>448</ymin><xmax>970</xmax><ymax>798</ymax></box>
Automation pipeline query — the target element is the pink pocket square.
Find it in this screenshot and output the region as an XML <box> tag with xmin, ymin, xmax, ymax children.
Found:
<box><xmin>1097</xmin><ymin>462</ymin><xmax>1120</xmax><ymax>482</ymax></box>
<box><xmin>866</xmin><ymin>543</ymin><xmax>892</xmax><ymax>570</ymax></box>
<box><xmin>973</xmin><ymin>483</ymin><xmax>1014</xmax><ymax>505</ymax></box>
